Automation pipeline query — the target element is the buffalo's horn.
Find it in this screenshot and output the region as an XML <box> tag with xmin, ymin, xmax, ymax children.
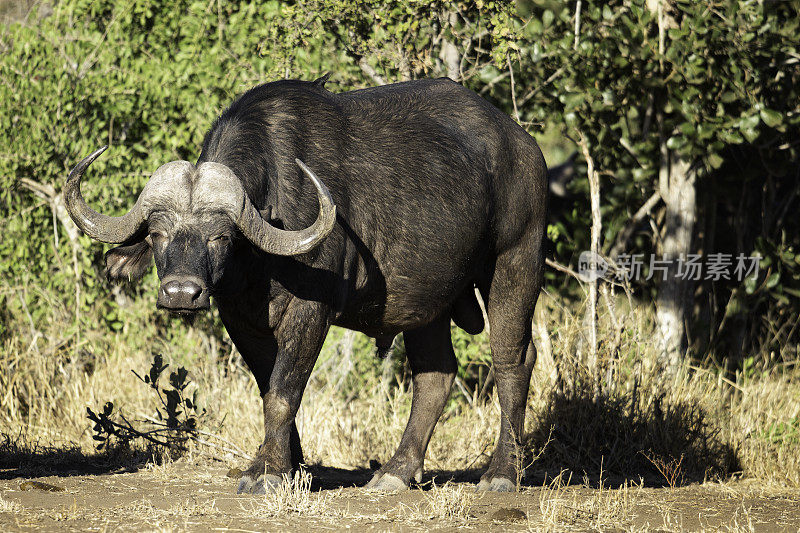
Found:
<box><xmin>64</xmin><ymin>146</ymin><xmax>147</xmax><ymax>244</ymax></box>
<box><xmin>237</xmin><ymin>159</ymin><xmax>336</xmax><ymax>255</ymax></box>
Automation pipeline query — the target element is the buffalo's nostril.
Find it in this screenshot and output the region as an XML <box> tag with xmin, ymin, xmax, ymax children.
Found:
<box><xmin>184</xmin><ymin>281</ymin><xmax>202</xmax><ymax>301</ymax></box>
<box><xmin>163</xmin><ymin>280</ymin><xmax>201</xmax><ymax>298</ymax></box>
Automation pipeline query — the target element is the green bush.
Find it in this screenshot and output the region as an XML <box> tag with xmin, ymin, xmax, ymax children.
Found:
<box><xmin>0</xmin><ymin>2</ymin><xmax>285</xmax><ymax>335</ymax></box>
<box><xmin>0</xmin><ymin>0</ymin><xmax>513</xmax><ymax>398</ymax></box>
<box><xmin>2</xmin><ymin>0</ymin><xmax>796</xmax><ymax>390</ymax></box>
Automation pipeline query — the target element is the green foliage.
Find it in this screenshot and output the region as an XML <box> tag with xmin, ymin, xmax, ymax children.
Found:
<box><xmin>1</xmin><ymin>0</ymin><xmax>797</xmax><ymax>400</ymax></box>
<box><xmin>520</xmin><ymin>1</ymin><xmax>799</xmax><ymax>161</ymax></box>
<box><xmin>261</xmin><ymin>0</ymin><xmax>519</xmax><ymax>85</ymax></box>
<box><xmin>515</xmin><ymin>0</ymin><xmax>799</xmax><ymax>241</ymax></box>
<box><xmin>761</xmin><ymin>416</ymin><xmax>800</xmax><ymax>446</ymax></box>
<box><xmin>511</xmin><ymin>0</ymin><xmax>800</xmax><ymax>359</ymax></box>
<box><xmin>450</xmin><ymin>325</ymin><xmax>491</xmax><ymax>391</ymax></box>
<box><xmin>0</xmin><ymin>0</ymin><xmax>290</xmax><ymax>344</ymax></box>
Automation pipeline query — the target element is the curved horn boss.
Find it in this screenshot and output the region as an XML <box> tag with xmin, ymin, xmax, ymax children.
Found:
<box><xmin>66</xmin><ymin>148</ymin><xmax>335</xmax><ymax>255</ymax></box>
<box><xmin>64</xmin><ymin>146</ymin><xmax>195</xmax><ymax>244</ymax></box>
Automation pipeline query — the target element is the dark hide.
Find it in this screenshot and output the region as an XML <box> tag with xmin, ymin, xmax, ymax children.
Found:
<box><xmin>117</xmin><ymin>78</ymin><xmax>548</xmax><ymax>493</ymax></box>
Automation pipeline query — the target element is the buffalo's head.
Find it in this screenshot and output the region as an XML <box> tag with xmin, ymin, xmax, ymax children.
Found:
<box><xmin>64</xmin><ymin>146</ymin><xmax>336</xmax><ymax>313</ymax></box>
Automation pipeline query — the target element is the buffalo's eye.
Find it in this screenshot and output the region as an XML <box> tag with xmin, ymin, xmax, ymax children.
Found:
<box><xmin>148</xmin><ymin>231</ymin><xmax>167</xmax><ymax>245</ymax></box>
<box><xmin>208</xmin><ymin>234</ymin><xmax>230</xmax><ymax>244</ymax></box>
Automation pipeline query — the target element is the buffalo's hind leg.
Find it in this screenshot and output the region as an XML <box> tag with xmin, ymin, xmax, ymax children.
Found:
<box><xmin>476</xmin><ymin>243</ymin><xmax>543</xmax><ymax>492</ymax></box>
<box><xmin>366</xmin><ymin>314</ymin><xmax>456</xmax><ymax>490</ymax></box>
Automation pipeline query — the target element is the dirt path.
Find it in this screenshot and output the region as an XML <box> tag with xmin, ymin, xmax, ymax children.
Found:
<box><xmin>1</xmin><ymin>460</ymin><xmax>799</xmax><ymax>532</ymax></box>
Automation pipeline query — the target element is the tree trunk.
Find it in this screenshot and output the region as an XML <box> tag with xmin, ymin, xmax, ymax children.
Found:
<box><xmin>439</xmin><ymin>39</ymin><xmax>460</xmax><ymax>81</ymax></box>
<box><xmin>655</xmin><ymin>147</ymin><xmax>696</xmax><ymax>375</ymax></box>
<box><xmin>438</xmin><ymin>11</ymin><xmax>461</xmax><ymax>81</ymax></box>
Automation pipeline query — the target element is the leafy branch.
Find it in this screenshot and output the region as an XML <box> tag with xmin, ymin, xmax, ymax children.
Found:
<box><xmin>87</xmin><ymin>354</ymin><xmax>206</xmax><ymax>455</ymax></box>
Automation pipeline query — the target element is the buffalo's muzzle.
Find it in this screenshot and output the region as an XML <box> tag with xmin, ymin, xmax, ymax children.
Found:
<box><xmin>157</xmin><ymin>275</ymin><xmax>210</xmax><ymax>312</ymax></box>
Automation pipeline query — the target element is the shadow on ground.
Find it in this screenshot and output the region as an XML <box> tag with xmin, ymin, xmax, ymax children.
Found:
<box><xmin>0</xmin><ymin>434</ymin><xmax>154</xmax><ymax>479</ymax></box>
<box><xmin>519</xmin><ymin>388</ymin><xmax>741</xmax><ymax>488</ymax></box>
<box><xmin>305</xmin><ymin>465</ymin><xmax>374</xmax><ymax>490</ymax></box>
<box><xmin>292</xmin><ymin>464</ymin><xmax>482</xmax><ymax>492</ymax></box>
<box><xmin>314</xmin><ymin>385</ymin><xmax>743</xmax><ymax>492</ymax></box>
<box><xmin>305</xmin><ymin>465</ymin><xmax>487</xmax><ymax>491</ymax></box>
<box><xmin>241</xmin><ymin>384</ymin><xmax>743</xmax><ymax>493</ymax></box>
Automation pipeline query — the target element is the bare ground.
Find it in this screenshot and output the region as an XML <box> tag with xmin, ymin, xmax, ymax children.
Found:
<box><xmin>3</xmin><ymin>296</ymin><xmax>800</xmax><ymax>532</ymax></box>
<box><xmin>1</xmin><ymin>458</ymin><xmax>799</xmax><ymax>532</ymax></box>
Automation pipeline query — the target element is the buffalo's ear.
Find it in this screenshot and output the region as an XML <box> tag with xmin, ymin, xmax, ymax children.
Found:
<box><xmin>259</xmin><ymin>205</ymin><xmax>285</xmax><ymax>229</ymax></box>
<box><xmin>104</xmin><ymin>239</ymin><xmax>153</xmax><ymax>283</ymax></box>
<box><xmin>312</xmin><ymin>72</ymin><xmax>331</xmax><ymax>87</ymax></box>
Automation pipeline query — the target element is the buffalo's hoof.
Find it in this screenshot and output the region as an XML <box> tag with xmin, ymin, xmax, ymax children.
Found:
<box><xmin>365</xmin><ymin>472</ymin><xmax>408</xmax><ymax>491</ymax></box>
<box><xmin>236</xmin><ymin>473</ymin><xmax>283</xmax><ymax>495</ymax></box>
<box><xmin>475</xmin><ymin>477</ymin><xmax>515</xmax><ymax>492</ymax></box>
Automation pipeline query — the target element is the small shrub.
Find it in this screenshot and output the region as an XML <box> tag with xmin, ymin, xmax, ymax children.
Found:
<box><xmin>86</xmin><ymin>353</ymin><xmax>206</xmax><ymax>458</ymax></box>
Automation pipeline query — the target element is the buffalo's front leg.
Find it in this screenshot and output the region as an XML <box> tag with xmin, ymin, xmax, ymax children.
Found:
<box><xmin>220</xmin><ymin>323</ymin><xmax>304</xmax><ymax>471</ymax></box>
<box><xmin>224</xmin><ymin>298</ymin><xmax>329</xmax><ymax>494</ymax></box>
<box><xmin>236</xmin><ymin>392</ymin><xmax>301</xmax><ymax>494</ymax></box>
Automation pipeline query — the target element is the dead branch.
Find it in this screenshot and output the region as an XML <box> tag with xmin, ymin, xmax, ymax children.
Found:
<box><xmin>574</xmin><ymin>0</ymin><xmax>582</xmax><ymax>50</ymax></box>
<box><xmin>507</xmin><ymin>56</ymin><xmax>521</xmax><ymax>123</ymax></box>
<box><xmin>19</xmin><ymin>177</ymin><xmax>83</xmax><ymax>335</ymax></box>
<box><xmin>359</xmin><ymin>58</ymin><xmax>386</xmax><ymax>86</ymax></box>
<box><xmin>577</xmin><ymin>132</ymin><xmax>602</xmax><ymax>398</ymax></box>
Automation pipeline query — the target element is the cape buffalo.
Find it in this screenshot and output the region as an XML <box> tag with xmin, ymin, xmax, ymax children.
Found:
<box><xmin>64</xmin><ymin>76</ymin><xmax>547</xmax><ymax>493</ymax></box>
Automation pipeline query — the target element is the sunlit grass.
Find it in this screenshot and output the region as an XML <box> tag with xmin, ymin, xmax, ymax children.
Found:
<box><xmin>2</xmin><ymin>276</ymin><xmax>800</xmax><ymax>489</ymax></box>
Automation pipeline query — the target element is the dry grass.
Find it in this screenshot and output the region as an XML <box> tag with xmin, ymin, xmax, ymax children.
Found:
<box><xmin>247</xmin><ymin>470</ymin><xmax>337</xmax><ymax>519</ymax></box>
<box><xmin>723</xmin><ymin>504</ymin><xmax>757</xmax><ymax>533</ymax></box>
<box><xmin>421</xmin><ymin>481</ymin><xmax>474</xmax><ymax>522</ymax></box>
<box><xmin>2</xmin><ymin>272</ymin><xmax>800</xmax><ymax>499</ymax></box>
<box><xmin>655</xmin><ymin>503</ymin><xmax>757</xmax><ymax>533</ymax></box>
<box><xmin>0</xmin><ymin>492</ymin><xmax>20</xmax><ymax>514</ymax></box>
<box><xmin>518</xmin><ymin>294</ymin><xmax>799</xmax><ymax>487</ymax></box>
<box><xmin>534</xmin><ymin>471</ymin><xmax>638</xmax><ymax>530</ymax></box>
